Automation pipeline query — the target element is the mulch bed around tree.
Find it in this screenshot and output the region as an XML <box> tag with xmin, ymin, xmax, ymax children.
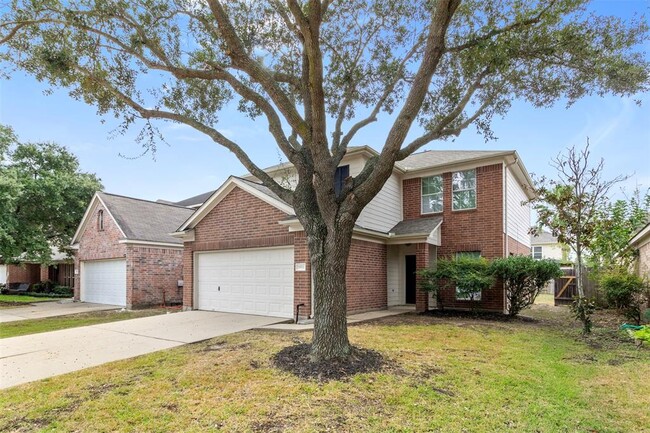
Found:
<box><xmin>272</xmin><ymin>343</ymin><xmax>386</xmax><ymax>381</ymax></box>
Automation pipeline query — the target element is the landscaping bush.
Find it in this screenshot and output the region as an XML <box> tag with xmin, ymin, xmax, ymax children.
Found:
<box><xmin>490</xmin><ymin>256</ymin><xmax>562</xmax><ymax>316</ymax></box>
<box><xmin>419</xmin><ymin>256</ymin><xmax>494</xmax><ymax>310</ymax></box>
<box><xmin>599</xmin><ymin>271</ymin><xmax>650</xmax><ymax>325</ymax></box>
<box><xmin>52</xmin><ymin>285</ymin><xmax>73</xmax><ymax>296</ymax></box>
<box><xmin>570</xmin><ymin>296</ymin><xmax>596</xmax><ymax>334</ymax></box>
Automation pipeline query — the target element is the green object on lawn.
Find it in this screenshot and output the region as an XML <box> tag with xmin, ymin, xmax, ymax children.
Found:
<box><xmin>620</xmin><ymin>323</ymin><xmax>644</xmax><ymax>330</ymax></box>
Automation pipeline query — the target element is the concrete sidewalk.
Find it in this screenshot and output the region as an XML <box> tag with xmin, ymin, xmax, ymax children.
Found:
<box><xmin>262</xmin><ymin>305</ymin><xmax>414</xmax><ymax>331</ymax></box>
<box><xmin>0</xmin><ymin>301</ymin><xmax>120</xmax><ymax>323</ymax></box>
<box><xmin>0</xmin><ymin>311</ymin><xmax>284</xmax><ymax>389</ymax></box>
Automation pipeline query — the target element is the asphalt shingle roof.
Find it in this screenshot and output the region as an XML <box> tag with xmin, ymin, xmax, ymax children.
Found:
<box><xmin>530</xmin><ymin>231</ymin><xmax>558</xmax><ymax>244</ymax></box>
<box><xmin>173</xmin><ymin>190</ymin><xmax>216</xmax><ymax>207</ymax></box>
<box><xmin>397</xmin><ymin>150</ymin><xmax>509</xmax><ymax>171</ymax></box>
<box><xmin>390</xmin><ymin>217</ymin><xmax>443</xmax><ymax>236</ymax></box>
<box><xmin>99</xmin><ymin>192</ymin><xmax>195</xmax><ymax>244</ymax></box>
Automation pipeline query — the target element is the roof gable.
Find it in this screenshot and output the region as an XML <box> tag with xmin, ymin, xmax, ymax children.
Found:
<box><xmin>176</xmin><ymin>177</ymin><xmax>294</xmax><ymax>232</ymax></box>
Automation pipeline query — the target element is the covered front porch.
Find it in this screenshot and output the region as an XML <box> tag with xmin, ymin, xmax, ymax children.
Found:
<box><xmin>386</xmin><ymin>217</ymin><xmax>442</xmax><ymax>312</ymax></box>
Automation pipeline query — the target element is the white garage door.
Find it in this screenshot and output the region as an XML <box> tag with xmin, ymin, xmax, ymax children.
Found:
<box><xmin>81</xmin><ymin>259</ymin><xmax>127</xmax><ymax>306</ymax></box>
<box><xmin>0</xmin><ymin>265</ymin><xmax>6</xmax><ymax>285</ymax></box>
<box><xmin>197</xmin><ymin>247</ymin><xmax>294</xmax><ymax>318</ymax></box>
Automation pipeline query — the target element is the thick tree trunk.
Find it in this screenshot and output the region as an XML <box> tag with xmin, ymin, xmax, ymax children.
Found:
<box><xmin>305</xmin><ymin>219</ymin><xmax>355</xmax><ymax>362</ymax></box>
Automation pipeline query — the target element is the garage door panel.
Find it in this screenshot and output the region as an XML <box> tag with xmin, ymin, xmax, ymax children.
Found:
<box><xmin>81</xmin><ymin>259</ymin><xmax>126</xmax><ymax>306</ymax></box>
<box><xmin>197</xmin><ymin>247</ymin><xmax>294</xmax><ymax>318</ymax></box>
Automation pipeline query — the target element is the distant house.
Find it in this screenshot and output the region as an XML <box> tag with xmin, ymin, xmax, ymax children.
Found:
<box><xmin>530</xmin><ymin>232</ymin><xmax>573</xmax><ymax>262</ymax></box>
<box><xmin>0</xmin><ymin>247</ymin><xmax>74</xmax><ymax>289</ymax></box>
<box><xmin>629</xmin><ymin>222</ymin><xmax>650</xmax><ymax>279</ymax></box>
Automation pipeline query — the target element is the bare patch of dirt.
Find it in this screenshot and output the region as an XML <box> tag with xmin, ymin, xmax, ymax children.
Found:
<box><xmin>0</xmin><ymin>301</ymin><xmax>27</xmax><ymax>307</ymax></box>
<box><xmin>272</xmin><ymin>343</ymin><xmax>386</xmax><ymax>381</ymax></box>
<box><xmin>424</xmin><ymin>309</ymin><xmax>537</xmax><ymax>323</ymax></box>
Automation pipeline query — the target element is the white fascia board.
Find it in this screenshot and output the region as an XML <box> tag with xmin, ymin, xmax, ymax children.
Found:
<box><xmin>117</xmin><ymin>239</ymin><xmax>184</xmax><ymax>249</ymax></box>
<box><xmin>630</xmin><ymin>223</ymin><xmax>650</xmax><ymax>247</ymax></box>
<box><xmin>170</xmin><ymin>229</ymin><xmax>195</xmax><ymax>242</ymax></box>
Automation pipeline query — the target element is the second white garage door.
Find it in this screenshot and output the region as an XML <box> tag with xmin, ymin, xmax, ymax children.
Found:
<box><xmin>81</xmin><ymin>259</ymin><xmax>127</xmax><ymax>306</ymax></box>
<box><xmin>196</xmin><ymin>247</ymin><xmax>294</xmax><ymax>318</ymax></box>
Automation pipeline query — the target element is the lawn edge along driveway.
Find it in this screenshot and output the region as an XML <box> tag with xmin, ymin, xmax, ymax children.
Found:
<box><xmin>0</xmin><ymin>311</ymin><xmax>284</xmax><ymax>389</ymax></box>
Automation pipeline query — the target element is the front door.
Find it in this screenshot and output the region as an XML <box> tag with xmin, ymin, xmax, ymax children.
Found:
<box><xmin>405</xmin><ymin>255</ymin><xmax>416</xmax><ymax>304</ymax></box>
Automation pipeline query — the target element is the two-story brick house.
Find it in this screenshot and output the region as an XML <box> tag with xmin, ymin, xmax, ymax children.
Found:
<box><xmin>173</xmin><ymin>147</ymin><xmax>534</xmax><ymax>319</ymax></box>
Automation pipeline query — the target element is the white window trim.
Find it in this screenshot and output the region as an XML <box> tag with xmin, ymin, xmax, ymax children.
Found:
<box><xmin>452</xmin><ymin>169</ymin><xmax>477</xmax><ymax>211</ymax></box>
<box><xmin>421</xmin><ymin>175</ymin><xmax>443</xmax><ymax>214</ymax></box>
<box><xmin>532</xmin><ymin>246</ymin><xmax>542</xmax><ymax>260</ymax></box>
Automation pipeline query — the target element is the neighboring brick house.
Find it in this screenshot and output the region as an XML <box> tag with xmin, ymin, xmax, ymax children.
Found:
<box><xmin>173</xmin><ymin>147</ymin><xmax>534</xmax><ymax>318</ymax></box>
<box><xmin>70</xmin><ymin>192</ymin><xmax>194</xmax><ymax>308</ymax></box>
<box><xmin>630</xmin><ymin>223</ymin><xmax>650</xmax><ymax>280</ymax></box>
<box><xmin>1</xmin><ymin>247</ymin><xmax>74</xmax><ymax>289</ymax></box>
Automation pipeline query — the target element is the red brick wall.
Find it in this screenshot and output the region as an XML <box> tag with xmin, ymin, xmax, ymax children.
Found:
<box><xmin>6</xmin><ymin>264</ymin><xmax>40</xmax><ymax>285</ymax></box>
<box><xmin>507</xmin><ymin>236</ymin><xmax>531</xmax><ymax>256</ymax></box>
<box><xmin>403</xmin><ymin>163</ymin><xmax>506</xmax><ymax>312</ymax></box>
<box><xmin>183</xmin><ymin>186</ymin><xmax>295</xmax><ymax>310</ymax></box>
<box><xmin>74</xmin><ymin>201</ymin><xmax>182</xmax><ymax>308</ymax></box>
<box><xmin>293</xmin><ymin>231</ymin><xmax>312</xmax><ymax>318</ymax></box>
<box><xmin>128</xmin><ymin>245</ymin><xmax>184</xmax><ymax>307</ymax></box>
<box><xmin>74</xmin><ymin>202</ymin><xmax>126</xmax><ymax>300</ymax></box>
<box><xmin>346</xmin><ymin>239</ymin><xmax>387</xmax><ymax>313</ymax></box>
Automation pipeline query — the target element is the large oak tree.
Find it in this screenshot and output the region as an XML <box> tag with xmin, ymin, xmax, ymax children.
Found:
<box><xmin>1</xmin><ymin>0</ymin><xmax>647</xmax><ymax>360</ymax></box>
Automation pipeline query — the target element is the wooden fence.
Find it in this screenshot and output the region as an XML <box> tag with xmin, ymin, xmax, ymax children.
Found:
<box><xmin>554</xmin><ymin>266</ymin><xmax>601</xmax><ymax>306</ymax></box>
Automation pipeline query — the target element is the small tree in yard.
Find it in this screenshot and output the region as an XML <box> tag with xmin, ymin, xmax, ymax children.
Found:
<box><xmin>419</xmin><ymin>256</ymin><xmax>494</xmax><ymax>309</ymax></box>
<box><xmin>2</xmin><ymin>0</ymin><xmax>648</xmax><ymax>362</ymax></box>
<box><xmin>600</xmin><ymin>271</ymin><xmax>649</xmax><ymax>325</ymax></box>
<box><xmin>531</xmin><ymin>142</ymin><xmax>628</xmax><ymax>298</ymax></box>
<box><xmin>490</xmin><ymin>256</ymin><xmax>562</xmax><ymax>317</ymax></box>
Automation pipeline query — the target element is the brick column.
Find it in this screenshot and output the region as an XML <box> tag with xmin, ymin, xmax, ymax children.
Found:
<box><xmin>415</xmin><ymin>243</ymin><xmax>430</xmax><ymax>312</ymax></box>
<box><xmin>182</xmin><ymin>243</ymin><xmax>194</xmax><ymax>310</ymax></box>
<box><xmin>293</xmin><ymin>232</ymin><xmax>312</xmax><ymax>319</ymax></box>
<box><xmin>40</xmin><ymin>265</ymin><xmax>49</xmax><ymax>282</ymax></box>
<box><xmin>73</xmin><ymin>254</ymin><xmax>80</xmax><ymax>301</ymax></box>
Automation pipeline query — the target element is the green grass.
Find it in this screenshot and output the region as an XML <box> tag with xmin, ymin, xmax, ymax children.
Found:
<box><xmin>0</xmin><ymin>294</ymin><xmax>63</xmax><ymax>305</ymax></box>
<box><xmin>0</xmin><ymin>306</ymin><xmax>648</xmax><ymax>432</ymax></box>
<box><xmin>0</xmin><ymin>309</ymin><xmax>173</xmax><ymax>339</ymax></box>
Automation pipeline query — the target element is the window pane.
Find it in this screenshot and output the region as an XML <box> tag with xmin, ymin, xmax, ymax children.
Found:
<box><xmin>453</xmin><ymin>190</ymin><xmax>476</xmax><ymax>210</ymax></box>
<box><xmin>422</xmin><ymin>175</ymin><xmax>442</xmax><ymax>195</ymax></box>
<box><xmin>452</xmin><ymin>170</ymin><xmax>476</xmax><ymax>191</ymax></box>
<box><xmin>334</xmin><ymin>165</ymin><xmax>350</xmax><ymax>196</ymax></box>
<box><xmin>422</xmin><ymin>193</ymin><xmax>443</xmax><ymax>213</ymax></box>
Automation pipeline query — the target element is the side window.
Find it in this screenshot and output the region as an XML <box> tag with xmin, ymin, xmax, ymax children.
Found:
<box><xmin>452</xmin><ymin>169</ymin><xmax>477</xmax><ymax>210</ymax></box>
<box><xmin>98</xmin><ymin>210</ymin><xmax>104</xmax><ymax>231</ymax></box>
<box><xmin>455</xmin><ymin>251</ymin><xmax>482</xmax><ymax>301</ymax></box>
<box><xmin>421</xmin><ymin>175</ymin><xmax>443</xmax><ymax>214</ymax></box>
<box><xmin>334</xmin><ymin>165</ymin><xmax>350</xmax><ymax>196</ymax></box>
<box><xmin>532</xmin><ymin>246</ymin><xmax>542</xmax><ymax>260</ymax></box>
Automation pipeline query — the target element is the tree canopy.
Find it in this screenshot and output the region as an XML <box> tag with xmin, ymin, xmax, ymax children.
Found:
<box><xmin>1</xmin><ymin>0</ymin><xmax>648</xmax><ymax>360</ymax></box>
<box><xmin>0</xmin><ymin>125</ymin><xmax>102</xmax><ymax>264</ymax></box>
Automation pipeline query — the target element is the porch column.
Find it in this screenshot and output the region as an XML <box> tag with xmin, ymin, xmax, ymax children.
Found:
<box><xmin>39</xmin><ymin>265</ymin><xmax>49</xmax><ymax>282</ymax></box>
<box><xmin>415</xmin><ymin>242</ymin><xmax>430</xmax><ymax>313</ymax></box>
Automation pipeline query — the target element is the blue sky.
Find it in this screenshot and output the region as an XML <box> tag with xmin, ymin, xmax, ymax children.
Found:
<box><xmin>0</xmin><ymin>0</ymin><xmax>648</xmax><ymax>204</ymax></box>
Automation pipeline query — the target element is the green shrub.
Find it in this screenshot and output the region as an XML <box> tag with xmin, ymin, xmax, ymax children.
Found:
<box><xmin>419</xmin><ymin>256</ymin><xmax>494</xmax><ymax>310</ymax></box>
<box><xmin>490</xmin><ymin>256</ymin><xmax>562</xmax><ymax>316</ymax></box>
<box><xmin>570</xmin><ymin>296</ymin><xmax>596</xmax><ymax>334</ymax></box>
<box><xmin>599</xmin><ymin>271</ymin><xmax>649</xmax><ymax>325</ymax></box>
<box><xmin>52</xmin><ymin>285</ymin><xmax>73</xmax><ymax>296</ymax></box>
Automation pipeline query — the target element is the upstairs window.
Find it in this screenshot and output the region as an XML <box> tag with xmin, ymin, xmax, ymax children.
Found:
<box><xmin>421</xmin><ymin>175</ymin><xmax>443</xmax><ymax>214</ymax></box>
<box><xmin>452</xmin><ymin>169</ymin><xmax>477</xmax><ymax>210</ymax></box>
<box><xmin>334</xmin><ymin>165</ymin><xmax>350</xmax><ymax>196</ymax></box>
<box><xmin>532</xmin><ymin>246</ymin><xmax>542</xmax><ymax>260</ymax></box>
<box><xmin>98</xmin><ymin>210</ymin><xmax>104</xmax><ymax>231</ymax></box>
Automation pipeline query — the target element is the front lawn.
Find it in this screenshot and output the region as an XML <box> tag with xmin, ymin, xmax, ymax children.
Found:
<box><xmin>0</xmin><ymin>294</ymin><xmax>65</xmax><ymax>307</ymax></box>
<box><xmin>0</xmin><ymin>306</ymin><xmax>647</xmax><ymax>432</ymax></box>
<box><xmin>0</xmin><ymin>309</ymin><xmax>176</xmax><ymax>339</ymax></box>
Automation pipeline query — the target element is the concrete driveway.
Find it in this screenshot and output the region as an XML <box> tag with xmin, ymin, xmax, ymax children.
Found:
<box><xmin>0</xmin><ymin>311</ymin><xmax>285</xmax><ymax>389</ymax></box>
<box><xmin>0</xmin><ymin>301</ymin><xmax>121</xmax><ymax>323</ymax></box>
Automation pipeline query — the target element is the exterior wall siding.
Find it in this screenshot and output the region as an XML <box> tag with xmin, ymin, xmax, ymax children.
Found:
<box><xmin>505</xmin><ymin>167</ymin><xmax>531</xmax><ymax>248</ymax></box>
<box><xmin>6</xmin><ymin>263</ymin><xmax>40</xmax><ymax>285</ymax></box>
<box><xmin>508</xmin><ymin>236</ymin><xmax>531</xmax><ymax>256</ymax></box>
<box><xmin>636</xmin><ymin>238</ymin><xmax>650</xmax><ymax>279</ymax></box>
<box><xmin>403</xmin><ymin>163</ymin><xmax>506</xmax><ymax>312</ymax></box>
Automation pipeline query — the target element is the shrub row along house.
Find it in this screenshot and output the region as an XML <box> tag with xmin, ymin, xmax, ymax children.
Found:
<box><xmin>70</xmin><ymin>147</ymin><xmax>534</xmax><ymax>317</ymax></box>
